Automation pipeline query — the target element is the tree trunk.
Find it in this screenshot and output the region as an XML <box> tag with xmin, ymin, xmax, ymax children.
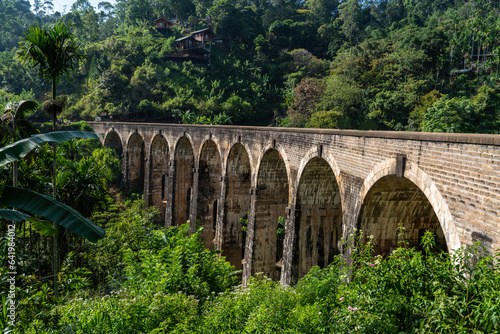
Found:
<box><xmin>52</xmin><ymin>78</ymin><xmax>59</xmax><ymax>296</ymax></box>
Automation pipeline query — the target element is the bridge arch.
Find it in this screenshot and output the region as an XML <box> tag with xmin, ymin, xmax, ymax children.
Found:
<box><xmin>103</xmin><ymin>129</ymin><xmax>124</xmax><ymax>156</ymax></box>
<box><xmin>196</xmin><ymin>135</ymin><xmax>223</xmax><ymax>168</ymax></box>
<box><xmin>222</xmin><ymin>142</ymin><xmax>252</xmax><ymax>271</ymax></box>
<box><xmin>197</xmin><ymin>139</ymin><xmax>223</xmax><ymax>247</ymax></box>
<box><xmin>149</xmin><ymin>133</ymin><xmax>169</xmax><ymax>223</ymax></box>
<box><xmin>296</xmin><ymin>146</ymin><xmax>344</xmax><ymax>204</ymax></box>
<box><xmin>358</xmin><ymin>158</ymin><xmax>460</xmax><ymax>254</ymax></box>
<box><xmin>126</xmin><ymin>132</ymin><xmax>145</xmax><ymax>192</ymax></box>
<box><xmin>252</xmin><ymin>143</ymin><xmax>291</xmax><ymax>281</ymax></box>
<box><xmin>172</xmin><ymin>132</ymin><xmax>195</xmax><ymax>158</ymax></box>
<box><xmin>173</xmin><ymin>136</ymin><xmax>195</xmax><ymax>226</ymax></box>
<box><xmin>252</xmin><ymin>142</ymin><xmax>292</xmax><ymax>202</ymax></box>
<box><xmin>292</xmin><ymin>154</ymin><xmax>342</xmax><ymax>281</ymax></box>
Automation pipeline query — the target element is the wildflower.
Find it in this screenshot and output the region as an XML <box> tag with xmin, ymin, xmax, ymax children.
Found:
<box><xmin>348</xmin><ymin>306</ymin><xmax>352</xmax><ymax>310</ymax></box>
<box><xmin>352</xmin><ymin>307</ymin><xmax>358</xmax><ymax>311</ymax></box>
<box><xmin>339</xmin><ymin>297</ymin><xmax>344</xmax><ymax>301</ymax></box>
<box><xmin>368</xmin><ymin>263</ymin><xmax>375</xmax><ymax>267</ymax></box>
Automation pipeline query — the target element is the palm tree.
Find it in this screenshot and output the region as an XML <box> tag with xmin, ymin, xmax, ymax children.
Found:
<box><xmin>17</xmin><ymin>22</ymin><xmax>84</xmax><ymax>197</ymax></box>
<box><xmin>17</xmin><ymin>23</ymin><xmax>84</xmax><ymax>292</ymax></box>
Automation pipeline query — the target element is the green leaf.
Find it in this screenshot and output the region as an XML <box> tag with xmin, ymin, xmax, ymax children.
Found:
<box><xmin>0</xmin><ymin>208</ymin><xmax>31</xmax><ymax>221</ymax></box>
<box><xmin>28</xmin><ymin>219</ymin><xmax>58</xmax><ymax>237</ymax></box>
<box><xmin>0</xmin><ymin>209</ymin><xmax>58</xmax><ymax>236</ymax></box>
<box><xmin>0</xmin><ymin>131</ymin><xmax>102</xmax><ymax>167</ymax></box>
<box><xmin>0</xmin><ymin>186</ymin><xmax>105</xmax><ymax>242</ymax></box>
<box><xmin>4</xmin><ymin>100</ymin><xmax>38</xmax><ymax>115</ymax></box>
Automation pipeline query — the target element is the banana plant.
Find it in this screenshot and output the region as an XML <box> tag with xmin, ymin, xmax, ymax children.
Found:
<box><xmin>0</xmin><ymin>131</ymin><xmax>105</xmax><ymax>242</ymax></box>
<box><xmin>1</xmin><ymin>100</ymin><xmax>39</xmax><ymax>187</ymax></box>
<box><xmin>1</xmin><ymin>100</ymin><xmax>39</xmax><ymax>146</ymax></box>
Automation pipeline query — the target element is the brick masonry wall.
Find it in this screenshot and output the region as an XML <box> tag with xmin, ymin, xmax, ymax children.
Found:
<box><xmin>91</xmin><ymin>122</ymin><xmax>500</xmax><ymax>285</ymax></box>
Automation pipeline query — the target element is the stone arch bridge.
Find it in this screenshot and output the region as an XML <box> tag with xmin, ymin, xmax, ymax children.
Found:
<box><xmin>90</xmin><ymin>122</ymin><xmax>500</xmax><ymax>285</ymax></box>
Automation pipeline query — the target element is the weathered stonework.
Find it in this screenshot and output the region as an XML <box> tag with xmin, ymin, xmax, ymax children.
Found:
<box><xmin>148</xmin><ymin>134</ymin><xmax>169</xmax><ymax>222</ymax></box>
<box><xmin>90</xmin><ymin>122</ymin><xmax>500</xmax><ymax>285</ymax></box>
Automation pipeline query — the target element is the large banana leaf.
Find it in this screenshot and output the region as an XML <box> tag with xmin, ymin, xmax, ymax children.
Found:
<box><xmin>0</xmin><ymin>186</ymin><xmax>105</xmax><ymax>242</ymax></box>
<box><xmin>0</xmin><ymin>209</ymin><xmax>58</xmax><ymax>236</ymax></box>
<box><xmin>0</xmin><ymin>208</ymin><xmax>31</xmax><ymax>221</ymax></box>
<box><xmin>0</xmin><ymin>131</ymin><xmax>101</xmax><ymax>167</ymax></box>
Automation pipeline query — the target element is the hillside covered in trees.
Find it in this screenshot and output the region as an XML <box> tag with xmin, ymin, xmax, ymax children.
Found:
<box><xmin>1</xmin><ymin>0</ymin><xmax>499</xmax><ymax>132</ymax></box>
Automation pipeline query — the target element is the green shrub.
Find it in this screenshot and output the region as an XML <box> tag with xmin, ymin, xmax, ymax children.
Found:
<box><xmin>49</xmin><ymin>290</ymin><xmax>198</xmax><ymax>333</ymax></box>
<box><xmin>123</xmin><ymin>223</ymin><xmax>239</xmax><ymax>301</ymax></box>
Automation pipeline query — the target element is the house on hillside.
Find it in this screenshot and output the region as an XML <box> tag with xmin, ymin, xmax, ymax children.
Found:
<box><xmin>166</xmin><ymin>28</ymin><xmax>215</xmax><ymax>64</ymax></box>
<box><xmin>192</xmin><ymin>28</ymin><xmax>212</xmax><ymax>44</ymax></box>
<box><xmin>155</xmin><ymin>17</ymin><xmax>173</xmax><ymax>35</ymax></box>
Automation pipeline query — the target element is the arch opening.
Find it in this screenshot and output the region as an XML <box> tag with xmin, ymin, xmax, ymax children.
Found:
<box><xmin>127</xmin><ymin>133</ymin><xmax>145</xmax><ymax>193</ymax></box>
<box><xmin>253</xmin><ymin>148</ymin><xmax>289</xmax><ymax>281</ymax></box>
<box><xmin>358</xmin><ymin>175</ymin><xmax>448</xmax><ymax>255</ymax></box>
<box><xmin>293</xmin><ymin>157</ymin><xmax>342</xmax><ymax>282</ymax></box>
<box><xmin>222</xmin><ymin>143</ymin><xmax>251</xmax><ymax>271</ymax></box>
<box><xmin>104</xmin><ymin>131</ymin><xmax>123</xmax><ymax>156</ymax></box>
<box><xmin>173</xmin><ymin>137</ymin><xmax>194</xmax><ymax>226</ymax></box>
<box><xmin>149</xmin><ymin>135</ymin><xmax>169</xmax><ymax>223</ymax></box>
<box><xmin>197</xmin><ymin>140</ymin><xmax>222</xmax><ymax>248</ymax></box>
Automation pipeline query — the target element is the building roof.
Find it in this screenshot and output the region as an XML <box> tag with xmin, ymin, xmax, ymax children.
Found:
<box><xmin>176</xmin><ymin>35</ymin><xmax>197</xmax><ymax>42</ymax></box>
<box><xmin>155</xmin><ymin>17</ymin><xmax>170</xmax><ymax>23</ymax></box>
<box><xmin>191</xmin><ymin>28</ymin><xmax>213</xmax><ymax>35</ymax></box>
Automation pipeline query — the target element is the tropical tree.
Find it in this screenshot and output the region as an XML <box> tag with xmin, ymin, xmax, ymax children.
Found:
<box><xmin>17</xmin><ymin>22</ymin><xmax>84</xmax><ymax>197</ymax></box>
<box><xmin>16</xmin><ymin>24</ymin><xmax>84</xmax><ymax>290</ymax></box>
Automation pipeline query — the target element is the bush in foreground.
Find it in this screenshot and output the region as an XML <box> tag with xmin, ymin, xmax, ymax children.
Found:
<box><xmin>12</xmin><ymin>222</ymin><xmax>500</xmax><ymax>333</ymax></box>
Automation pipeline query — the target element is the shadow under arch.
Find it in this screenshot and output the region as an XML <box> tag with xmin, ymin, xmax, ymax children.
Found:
<box><xmin>126</xmin><ymin>132</ymin><xmax>145</xmax><ymax>193</ymax></box>
<box><xmin>293</xmin><ymin>157</ymin><xmax>342</xmax><ymax>282</ymax></box>
<box><xmin>149</xmin><ymin>133</ymin><xmax>169</xmax><ymax>223</ymax></box>
<box><xmin>252</xmin><ymin>147</ymin><xmax>290</xmax><ymax>281</ymax></box>
<box><xmin>222</xmin><ymin>142</ymin><xmax>252</xmax><ymax>272</ymax></box>
<box><xmin>103</xmin><ymin>130</ymin><xmax>123</xmax><ymax>156</ymax></box>
<box><xmin>252</xmin><ymin>142</ymin><xmax>292</xmax><ymax>203</ymax></box>
<box><xmin>358</xmin><ymin>159</ymin><xmax>460</xmax><ymax>254</ymax></box>
<box><xmin>197</xmin><ymin>139</ymin><xmax>222</xmax><ymax>248</ymax></box>
<box><xmin>173</xmin><ymin>136</ymin><xmax>194</xmax><ymax>226</ymax></box>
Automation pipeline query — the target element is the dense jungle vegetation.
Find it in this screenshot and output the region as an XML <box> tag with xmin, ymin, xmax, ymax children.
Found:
<box><xmin>0</xmin><ymin>0</ymin><xmax>499</xmax><ymax>131</ymax></box>
<box><xmin>3</xmin><ymin>181</ymin><xmax>500</xmax><ymax>332</ymax></box>
<box><xmin>0</xmin><ymin>121</ymin><xmax>499</xmax><ymax>332</ymax></box>
<box><xmin>1</xmin><ymin>0</ymin><xmax>500</xmax><ymax>332</ymax></box>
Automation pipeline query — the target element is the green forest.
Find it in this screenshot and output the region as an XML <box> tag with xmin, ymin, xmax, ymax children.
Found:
<box><xmin>1</xmin><ymin>0</ymin><xmax>500</xmax><ymax>333</ymax></box>
<box><xmin>1</xmin><ymin>0</ymin><xmax>500</xmax><ymax>132</ymax></box>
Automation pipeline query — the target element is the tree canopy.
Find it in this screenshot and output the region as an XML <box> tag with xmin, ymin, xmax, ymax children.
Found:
<box><xmin>0</xmin><ymin>0</ymin><xmax>499</xmax><ymax>132</ymax></box>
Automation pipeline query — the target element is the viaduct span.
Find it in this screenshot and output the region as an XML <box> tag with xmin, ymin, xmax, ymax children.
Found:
<box><xmin>90</xmin><ymin>122</ymin><xmax>500</xmax><ymax>285</ymax></box>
